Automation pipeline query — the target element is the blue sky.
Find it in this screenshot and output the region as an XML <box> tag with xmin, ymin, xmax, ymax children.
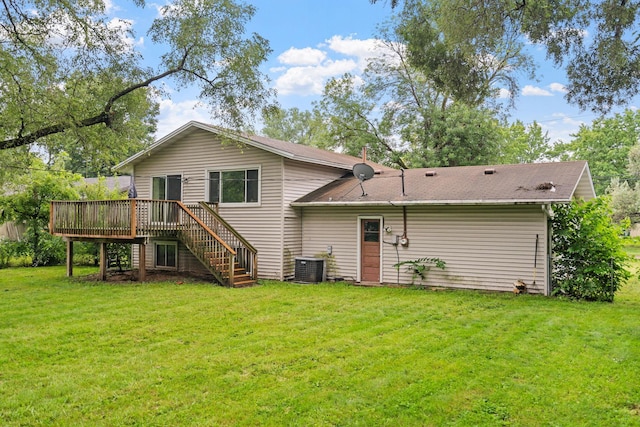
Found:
<box><xmin>132</xmin><ymin>0</ymin><xmax>637</xmax><ymax>143</ymax></box>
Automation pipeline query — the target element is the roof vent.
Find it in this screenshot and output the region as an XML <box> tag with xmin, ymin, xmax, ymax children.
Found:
<box><xmin>536</xmin><ymin>182</ymin><xmax>555</xmax><ymax>191</ymax></box>
<box><xmin>425</xmin><ymin>171</ymin><xmax>437</xmax><ymax>177</ymax></box>
<box><xmin>484</xmin><ymin>168</ymin><xmax>496</xmax><ymax>175</ymax></box>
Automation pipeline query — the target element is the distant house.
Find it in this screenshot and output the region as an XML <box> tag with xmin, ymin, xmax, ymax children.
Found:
<box><xmin>50</xmin><ymin>121</ymin><xmax>595</xmax><ymax>295</ymax></box>
<box><xmin>82</xmin><ymin>176</ymin><xmax>131</xmax><ymax>193</ymax></box>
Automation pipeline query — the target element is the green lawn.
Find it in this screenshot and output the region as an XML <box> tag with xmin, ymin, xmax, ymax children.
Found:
<box><xmin>1</xmin><ymin>266</ymin><xmax>640</xmax><ymax>426</ymax></box>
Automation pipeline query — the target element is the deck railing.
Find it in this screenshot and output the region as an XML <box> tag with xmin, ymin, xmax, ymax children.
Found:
<box><xmin>51</xmin><ymin>199</ymin><xmax>188</xmax><ymax>238</ymax></box>
<box><xmin>50</xmin><ymin>199</ymin><xmax>255</xmax><ymax>286</ymax></box>
<box><xmin>50</xmin><ymin>200</ymin><xmax>137</xmax><ymax>238</ymax></box>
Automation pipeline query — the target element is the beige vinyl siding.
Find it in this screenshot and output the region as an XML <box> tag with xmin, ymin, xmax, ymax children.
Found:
<box><xmin>300</xmin><ymin>205</ymin><xmax>549</xmax><ymax>294</ymax></box>
<box><xmin>133</xmin><ymin>128</ymin><xmax>285</xmax><ymax>279</ymax></box>
<box><xmin>281</xmin><ymin>159</ymin><xmax>348</xmax><ymax>276</ymax></box>
<box><xmin>574</xmin><ymin>169</ymin><xmax>596</xmax><ymax>199</ymax></box>
<box><xmin>283</xmin><ymin>217</ymin><xmax>301</xmax><ymax>278</ymax></box>
<box><xmin>300</xmin><ymin>208</ymin><xmax>361</xmax><ymax>281</ymax></box>
<box><xmin>281</xmin><ymin>159</ymin><xmax>347</xmax><ymax>214</ymax></box>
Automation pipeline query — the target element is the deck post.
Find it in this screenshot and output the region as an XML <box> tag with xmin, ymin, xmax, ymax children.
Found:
<box><xmin>130</xmin><ymin>199</ymin><xmax>137</xmax><ymax>238</ymax></box>
<box><xmin>99</xmin><ymin>242</ymin><xmax>107</xmax><ymax>281</ymax></box>
<box><xmin>66</xmin><ymin>240</ymin><xmax>73</xmax><ymax>277</ymax></box>
<box><xmin>228</xmin><ymin>253</ymin><xmax>235</xmax><ymax>286</ymax></box>
<box><xmin>139</xmin><ymin>242</ymin><xmax>146</xmax><ymax>282</ymax></box>
<box><xmin>253</xmin><ymin>252</ymin><xmax>257</xmax><ymax>280</ymax></box>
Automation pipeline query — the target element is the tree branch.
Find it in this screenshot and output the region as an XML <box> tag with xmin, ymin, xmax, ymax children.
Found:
<box><xmin>0</xmin><ymin>50</ymin><xmax>191</xmax><ymax>150</ymax></box>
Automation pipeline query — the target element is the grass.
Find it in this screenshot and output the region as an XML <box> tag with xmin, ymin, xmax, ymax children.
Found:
<box><xmin>1</xmin><ymin>266</ymin><xmax>640</xmax><ymax>426</ymax></box>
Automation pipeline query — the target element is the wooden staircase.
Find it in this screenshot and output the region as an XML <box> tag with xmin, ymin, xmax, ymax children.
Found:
<box><xmin>177</xmin><ymin>202</ymin><xmax>258</xmax><ymax>287</ymax></box>
<box><xmin>203</xmin><ymin>252</ymin><xmax>255</xmax><ymax>287</ymax></box>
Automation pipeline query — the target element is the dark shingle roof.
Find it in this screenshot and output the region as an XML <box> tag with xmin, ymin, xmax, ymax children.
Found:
<box><xmin>293</xmin><ymin>161</ymin><xmax>594</xmax><ymax>206</ymax></box>
<box><xmin>115</xmin><ymin>121</ymin><xmax>393</xmax><ymax>173</ymax></box>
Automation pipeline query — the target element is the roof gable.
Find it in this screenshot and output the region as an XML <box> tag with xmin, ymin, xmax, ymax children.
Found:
<box><xmin>114</xmin><ymin>121</ymin><xmax>391</xmax><ymax>173</ymax></box>
<box><xmin>293</xmin><ymin>161</ymin><xmax>595</xmax><ymax>206</ymax></box>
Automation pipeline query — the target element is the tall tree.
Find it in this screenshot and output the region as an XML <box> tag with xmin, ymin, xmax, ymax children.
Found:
<box><xmin>315</xmin><ymin>27</ymin><xmax>504</xmax><ymax>168</ymax></box>
<box><xmin>40</xmin><ymin>79</ymin><xmax>158</xmax><ymax>176</ymax></box>
<box><xmin>0</xmin><ymin>0</ymin><xmax>274</xmax><ymax>151</ymax></box>
<box><xmin>551</xmin><ymin>109</ymin><xmax>640</xmax><ymax>194</ymax></box>
<box><xmin>372</xmin><ymin>0</ymin><xmax>640</xmax><ymax>114</ymax></box>
<box><xmin>261</xmin><ymin>107</ymin><xmax>331</xmax><ymax>149</ymax></box>
<box><xmin>395</xmin><ymin>0</ymin><xmax>534</xmax><ymax>107</ymax></box>
<box><xmin>0</xmin><ymin>158</ymin><xmax>80</xmax><ymax>265</ymax></box>
<box><xmin>496</xmin><ymin>120</ymin><xmax>551</xmax><ymax>164</ymax></box>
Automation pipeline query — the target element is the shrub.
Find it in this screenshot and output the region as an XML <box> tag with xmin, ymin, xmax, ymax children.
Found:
<box><xmin>0</xmin><ymin>239</ymin><xmax>28</xmax><ymax>268</ymax></box>
<box><xmin>550</xmin><ymin>197</ymin><xmax>631</xmax><ymax>301</ymax></box>
<box><xmin>30</xmin><ymin>233</ymin><xmax>66</xmax><ymax>266</ymax></box>
<box><xmin>394</xmin><ymin>257</ymin><xmax>446</xmax><ymax>286</ymax></box>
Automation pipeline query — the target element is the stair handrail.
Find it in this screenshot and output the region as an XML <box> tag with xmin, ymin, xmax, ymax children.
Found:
<box><xmin>177</xmin><ymin>202</ymin><xmax>236</xmax><ymax>255</ymax></box>
<box><xmin>197</xmin><ymin>202</ymin><xmax>257</xmax><ymax>254</ymax></box>
<box><xmin>176</xmin><ymin>201</ymin><xmax>236</xmax><ymax>285</ymax></box>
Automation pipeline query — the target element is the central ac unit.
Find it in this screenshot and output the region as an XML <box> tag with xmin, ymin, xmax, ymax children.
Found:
<box><xmin>294</xmin><ymin>257</ymin><xmax>325</xmax><ymax>283</ymax></box>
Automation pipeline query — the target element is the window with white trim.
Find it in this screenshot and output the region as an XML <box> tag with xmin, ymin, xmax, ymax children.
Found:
<box><xmin>155</xmin><ymin>241</ymin><xmax>177</xmax><ymax>269</ymax></box>
<box><xmin>208</xmin><ymin>169</ymin><xmax>259</xmax><ymax>204</ymax></box>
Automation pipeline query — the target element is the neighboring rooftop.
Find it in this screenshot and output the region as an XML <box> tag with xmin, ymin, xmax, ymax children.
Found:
<box><xmin>292</xmin><ymin>161</ymin><xmax>595</xmax><ymax>206</ymax></box>
<box><xmin>83</xmin><ymin>176</ymin><xmax>130</xmax><ymax>193</ymax></box>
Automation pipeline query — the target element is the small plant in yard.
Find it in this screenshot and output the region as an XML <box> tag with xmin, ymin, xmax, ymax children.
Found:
<box><xmin>0</xmin><ymin>239</ymin><xmax>27</xmax><ymax>268</ymax></box>
<box><xmin>550</xmin><ymin>197</ymin><xmax>631</xmax><ymax>301</ymax></box>
<box><xmin>393</xmin><ymin>257</ymin><xmax>446</xmax><ymax>285</ymax></box>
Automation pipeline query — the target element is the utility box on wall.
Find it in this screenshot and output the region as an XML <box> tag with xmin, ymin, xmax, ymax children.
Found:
<box><xmin>294</xmin><ymin>257</ymin><xmax>326</xmax><ymax>283</ymax></box>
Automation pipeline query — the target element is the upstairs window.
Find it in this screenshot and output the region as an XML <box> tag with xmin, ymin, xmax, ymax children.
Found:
<box><xmin>208</xmin><ymin>169</ymin><xmax>259</xmax><ymax>204</ymax></box>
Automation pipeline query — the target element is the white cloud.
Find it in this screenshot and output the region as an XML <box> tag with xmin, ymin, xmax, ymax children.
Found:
<box><xmin>549</xmin><ymin>82</ymin><xmax>567</xmax><ymax>93</ymax></box>
<box><xmin>272</xmin><ymin>35</ymin><xmax>386</xmax><ymax>97</ymax></box>
<box><xmin>498</xmin><ymin>88</ymin><xmax>511</xmax><ymax>99</ymax></box>
<box><xmin>541</xmin><ymin>112</ymin><xmax>587</xmax><ymax>143</ymax></box>
<box><xmin>275</xmin><ymin>59</ymin><xmax>358</xmax><ymax>96</ymax></box>
<box><xmin>323</xmin><ymin>35</ymin><xmax>382</xmax><ymax>68</ymax></box>
<box><xmin>103</xmin><ymin>0</ymin><xmax>117</xmax><ymax>14</ymax></box>
<box><xmin>278</xmin><ymin>47</ymin><xmax>327</xmax><ymax>66</ymax></box>
<box><xmin>156</xmin><ymin>98</ymin><xmax>209</xmax><ymax>138</ymax></box>
<box><xmin>106</xmin><ymin>18</ymin><xmax>139</xmax><ymax>50</ymax></box>
<box><xmin>522</xmin><ymin>85</ymin><xmax>553</xmax><ymax>97</ymax></box>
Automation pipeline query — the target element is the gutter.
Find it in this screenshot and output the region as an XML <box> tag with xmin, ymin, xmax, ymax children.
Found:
<box><xmin>290</xmin><ymin>199</ymin><xmax>574</xmax><ymax>208</ymax></box>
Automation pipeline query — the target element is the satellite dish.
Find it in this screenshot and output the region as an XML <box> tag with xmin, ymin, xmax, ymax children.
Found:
<box><xmin>353</xmin><ymin>163</ymin><xmax>375</xmax><ymax>181</ymax></box>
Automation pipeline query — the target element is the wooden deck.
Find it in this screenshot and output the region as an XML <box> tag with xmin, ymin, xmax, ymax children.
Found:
<box><xmin>50</xmin><ymin>199</ymin><xmax>257</xmax><ymax>287</ymax></box>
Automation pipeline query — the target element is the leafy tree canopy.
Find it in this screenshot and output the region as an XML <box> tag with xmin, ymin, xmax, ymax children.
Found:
<box><xmin>372</xmin><ymin>0</ymin><xmax>640</xmax><ymax>114</ymax></box>
<box><xmin>261</xmin><ymin>107</ymin><xmax>332</xmax><ymax>149</ymax></box>
<box><xmin>496</xmin><ymin>120</ymin><xmax>551</xmax><ymax>165</ymax></box>
<box><xmin>551</xmin><ymin>109</ymin><xmax>640</xmax><ymax>194</ymax></box>
<box><xmin>550</xmin><ymin>197</ymin><xmax>630</xmax><ymax>302</ymax></box>
<box><xmin>263</xmin><ymin>27</ymin><xmax>550</xmax><ymax>169</ymax></box>
<box><xmin>0</xmin><ymin>157</ymin><xmax>80</xmax><ymax>265</ymax></box>
<box><xmin>306</xmin><ymin>26</ymin><xmax>531</xmax><ymax>169</ymax></box>
<box><xmin>0</xmin><ymin>0</ymin><xmax>275</xmax><ymax>152</ymax></box>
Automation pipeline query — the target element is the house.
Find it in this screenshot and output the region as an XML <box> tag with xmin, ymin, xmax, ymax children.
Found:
<box><xmin>50</xmin><ymin>121</ymin><xmax>392</xmax><ymax>285</ymax></box>
<box><xmin>49</xmin><ymin>121</ymin><xmax>595</xmax><ymax>295</ymax></box>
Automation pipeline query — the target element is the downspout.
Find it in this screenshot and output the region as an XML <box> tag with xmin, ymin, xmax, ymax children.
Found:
<box><xmin>401</xmin><ymin>205</ymin><xmax>409</xmax><ymax>247</ymax></box>
<box><xmin>542</xmin><ymin>204</ymin><xmax>554</xmax><ymax>296</ymax></box>
<box><xmin>400</xmin><ymin>169</ymin><xmax>409</xmax><ymax>246</ymax></box>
